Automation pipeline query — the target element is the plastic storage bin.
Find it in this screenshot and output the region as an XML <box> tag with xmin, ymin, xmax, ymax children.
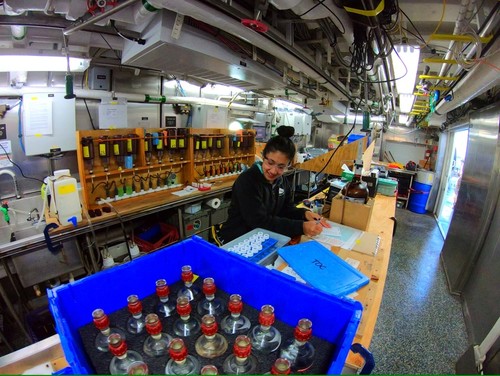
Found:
<box><xmin>48</xmin><ymin>237</ymin><xmax>362</xmax><ymax>375</ymax></box>
<box><xmin>134</xmin><ymin>223</ymin><xmax>179</xmax><ymax>252</ymax></box>
<box><xmin>378</xmin><ymin>177</ymin><xmax>398</xmax><ymax>196</ymax></box>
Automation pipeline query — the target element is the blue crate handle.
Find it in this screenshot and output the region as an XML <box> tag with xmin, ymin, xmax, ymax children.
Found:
<box><xmin>350</xmin><ymin>343</ymin><xmax>375</xmax><ymax>374</ymax></box>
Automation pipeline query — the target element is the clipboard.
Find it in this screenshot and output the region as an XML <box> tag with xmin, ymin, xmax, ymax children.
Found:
<box><xmin>352</xmin><ymin>231</ymin><xmax>380</xmax><ymax>256</ymax></box>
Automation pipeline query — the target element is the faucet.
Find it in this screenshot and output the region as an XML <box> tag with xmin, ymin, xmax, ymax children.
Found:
<box><xmin>0</xmin><ymin>169</ymin><xmax>21</xmax><ymax>199</ymax></box>
<box><xmin>27</xmin><ymin>208</ymin><xmax>40</xmax><ymax>223</ymax></box>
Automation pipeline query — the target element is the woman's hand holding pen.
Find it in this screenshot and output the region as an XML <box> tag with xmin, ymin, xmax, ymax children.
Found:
<box><xmin>304</xmin><ymin>211</ymin><xmax>331</xmax><ymax>228</ymax></box>
<box><xmin>303</xmin><ymin>220</ymin><xmax>323</xmax><ymax>237</ymax></box>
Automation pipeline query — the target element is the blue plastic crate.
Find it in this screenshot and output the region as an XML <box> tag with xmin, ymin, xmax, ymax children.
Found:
<box><xmin>48</xmin><ymin>236</ymin><xmax>362</xmax><ymax>375</ymax></box>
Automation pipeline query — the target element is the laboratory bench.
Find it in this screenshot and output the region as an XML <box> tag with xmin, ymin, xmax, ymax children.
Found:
<box><xmin>0</xmin><ymin>190</ymin><xmax>396</xmax><ymax>374</ymax></box>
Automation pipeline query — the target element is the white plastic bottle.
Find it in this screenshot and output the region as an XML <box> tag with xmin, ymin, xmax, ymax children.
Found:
<box><xmin>51</xmin><ymin>169</ymin><xmax>82</xmax><ymax>226</ymax></box>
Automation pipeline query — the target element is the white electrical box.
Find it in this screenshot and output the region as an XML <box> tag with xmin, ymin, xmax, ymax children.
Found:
<box><xmin>22</xmin><ymin>92</ymin><xmax>76</xmax><ymax>156</ymax></box>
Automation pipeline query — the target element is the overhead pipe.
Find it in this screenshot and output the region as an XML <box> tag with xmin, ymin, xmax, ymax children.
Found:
<box><xmin>149</xmin><ymin>0</ymin><xmax>353</xmax><ymax>102</ymax></box>
<box><xmin>63</xmin><ymin>0</ymin><xmax>138</xmax><ymax>35</ymax></box>
<box><xmin>436</xmin><ymin>0</ymin><xmax>475</xmax><ymax>84</ymax></box>
<box><xmin>434</xmin><ymin>37</ymin><xmax>500</xmax><ymax>115</ymax></box>
<box><xmin>0</xmin><ymin>87</ymin><xmax>262</xmax><ymax>111</ymax></box>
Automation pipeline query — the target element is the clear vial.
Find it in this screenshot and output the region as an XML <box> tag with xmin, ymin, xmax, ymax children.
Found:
<box><xmin>142</xmin><ymin>313</ymin><xmax>173</xmax><ymax>357</ymax></box>
<box><xmin>222</xmin><ymin>335</ymin><xmax>257</xmax><ymax>375</ymax></box>
<box><xmin>221</xmin><ymin>294</ymin><xmax>251</xmax><ymax>335</ymax></box>
<box><xmin>249</xmin><ymin>304</ymin><xmax>281</xmax><ymax>353</ymax></box>
<box><xmin>165</xmin><ymin>338</ymin><xmax>201</xmax><ymax>375</ymax></box>
<box><xmin>108</xmin><ymin>333</ymin><xmax>143</xmax><ymax>375</ymax></box>
<box><xmin>126</xmin><ymin>295</ymin><xmax>146</xmax><ymax>335</ymax></box>
<box><xmin>92</xmin><ymin>308</ymin><xmax>127</xmax><ymax>353</ymax></box>
<box><xmin>197</xmin><ymin>277</ymin><xmax>224</xmax><ymax>317</ymax></box>
<box><xmin>177</xmin><ymin>265</ymin><xmax>201</xmax><ymax>301</ymax></box>
<box><xmin>200</xmin><ymin>365</ymin><xmax>219</xmax><ymax>375</ymax></box>
<box><xmin>195</xmin><ymin>314</ymin><xmax>228</xmax><ymax>359</ymax></box>
<box><xmin>270</xmin><ymin>358</ymin><xmax>291</xmax><ymax>375</ymax></box>
<box><xmin>279</xmin><ymin>318</ymin><xmax>315</xmax><ymax>372</ymax></box>
<box><xmin>173</xmin><ymin>296</ymin><xmax>201</xmax><ymax>337</ymax></box>
<box><xmin>155</xmin><ymin>279</ymin><xmax>176</xmax><ymax>318</ymax></box>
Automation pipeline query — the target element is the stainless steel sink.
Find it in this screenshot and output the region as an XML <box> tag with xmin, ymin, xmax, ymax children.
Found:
<box><xmin>0</xmin><ymin>195</ymin><xmax>45</xmax><ymax>245</ymax></box>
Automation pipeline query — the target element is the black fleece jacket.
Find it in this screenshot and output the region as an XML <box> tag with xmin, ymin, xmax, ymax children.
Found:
<box><xmin>220</xmin><ymin>163</ymin><xmax>308</xmax><ymax>243</ymax></box>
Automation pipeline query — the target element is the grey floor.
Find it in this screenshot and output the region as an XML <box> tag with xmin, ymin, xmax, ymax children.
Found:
<box><xmin>369</xmin><ymin>208</ymin><xmax>469</xmax><ymax>374</ymax></box>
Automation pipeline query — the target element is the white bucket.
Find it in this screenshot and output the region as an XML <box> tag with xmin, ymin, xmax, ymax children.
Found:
<box><xmin>416</xmin><ymin>170</ymin><xmax>435</xmax><ymax>185</ymax></box>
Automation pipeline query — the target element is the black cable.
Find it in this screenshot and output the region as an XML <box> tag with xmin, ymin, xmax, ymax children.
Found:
<box><xmin>314</xmin><ymin>101</ymin><xmax>362</xmax><ymax>184</ymax></box>
<box><xmin>0</xmin><ymin>144</ymin><xmax>45</xmax><ymax>184</ymax></box>
<box><xmin>110</xmin><ymin>20</ymin><xmax>146</xmax><ymax>45</ymax></box>
<box><xmin>297</xmin><ymin>0</ymin><xmax>323</xmax><ymax>17</ymax></box>
<box><xmin>319</xmin><ymin>1</ymin><xmax>346</xmax><ymax>34</ymax></box>
<box><xmin>83</xmin><ymin>99</ymin><xmax>97</xmax><ymax>130</ymax></box>
<box><xmin>103</xmin><ymin>201</ymin><xmax>133</xmax><ymax>262</ymax></box>
<box><xmin>99</xmin><ymin>33</ymin><xmax>121</xmax><ymax>60</ymax></box>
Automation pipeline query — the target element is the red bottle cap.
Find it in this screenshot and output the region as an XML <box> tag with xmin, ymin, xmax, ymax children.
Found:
<box><xmin>92</xmin><ymin>309</ymin><xmax>110</xmax><ymax>331</ymax></box>
<box><xmin>176</xmin><ymin>296</ymin><xmax>191</xmax><ymax>316</ymax></box>
<box><xmin>259</xmin><ymin>305</ymin><xmax>275</xmax><ymax>326</ymax></box>
<box><xmin>294</xmin><ymin>318</ymin><xmax>312</xmax><ymax>342</ymax></box>
<box><xmin>145</xmin><ymin>314</ymin><xmax>162</xmax><ymax>335</ymax></box>
<box><xmin>228</xmin><ymin>294</ymin><xmax>243</xmax><ymax>314</ymax></box>
<box><xmin>127</xmin><ymin>295</ymin><xmax>142</xmax><ymax>315</ymax></box>
<box><xmin>181</xmin><ymin>265</ymin><xmax>193</xmax><ymax>283</ymax></box>
<box><xmin>233</xmin><ymin>335</ymin><xmax>252</xmax><ymax>358</ymax></box>
<box><xmin>108</xmin><ymin>333</ymin><xmax>127</xmax><ymax>356</ymax></box>
<box><xmin>169</xmin><ymin>338</ymin><xmax>188</xmax><ymax>361</ymax></box>
<box><xmin>201</xmin><ymin>315</ymin><xmax>218</xmax><ymax>336</ymax></box>
<box><xmin>202</xmin><ymin>278</ymin><xmax>216</xmax><ymax>295</ymax></box>
<box><xmin>156</xmin><ymin>279</ymin><xmax>170</xmax><ymax>298</ymax></box>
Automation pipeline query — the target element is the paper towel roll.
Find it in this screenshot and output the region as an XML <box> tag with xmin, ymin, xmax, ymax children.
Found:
<box><xmin>205</xmin><ymin>198</ymin><xmax>221</xmax><ymax>209</ymax></box>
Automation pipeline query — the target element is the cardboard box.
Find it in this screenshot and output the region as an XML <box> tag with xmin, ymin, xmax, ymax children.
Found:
<box><xmin>329</xmin><ymin>194</ymin><xmax>374</xmax><ymax>231</ymax></box>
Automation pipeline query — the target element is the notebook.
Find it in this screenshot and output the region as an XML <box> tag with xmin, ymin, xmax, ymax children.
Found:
<box><xmin>352</xmin><ymin>231</ymin><xmax>381</xmax><ymax>256</ymax></box>
<box><xmin>278</xmin><ymin>241</ymin><xmax>369</xmax><ymax>297</ymax></box>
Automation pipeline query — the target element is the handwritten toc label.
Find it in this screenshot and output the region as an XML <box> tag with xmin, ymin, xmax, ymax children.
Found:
<box><xmin>312</xmin><ymin>259</ymin><xmax>326</xmax><ymax>270</ymax></box>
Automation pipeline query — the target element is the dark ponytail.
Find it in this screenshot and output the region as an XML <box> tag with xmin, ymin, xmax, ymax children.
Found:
<box><xmin>263</xmin><ymin>125</ymin><xmax>296</xmax><ymax>161</ymax></box>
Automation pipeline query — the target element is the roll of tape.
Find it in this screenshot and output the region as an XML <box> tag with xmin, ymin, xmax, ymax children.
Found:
<box><xmin>205</xmin><ymin>198</ymin><xmax>221</xmax><ymax>209</ymax></box>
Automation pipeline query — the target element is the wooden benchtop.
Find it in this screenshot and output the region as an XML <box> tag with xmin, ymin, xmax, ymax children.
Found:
<box><xmin>299</xmin><ymin>193</ymin><xmax>396</xmax><ymax>371</ymax></box>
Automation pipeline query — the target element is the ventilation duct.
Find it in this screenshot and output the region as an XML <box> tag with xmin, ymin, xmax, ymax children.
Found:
<box><xmin>121</xmin><ymin>11</ymin><xmax>285</xmax><ymax>90</ymax></box>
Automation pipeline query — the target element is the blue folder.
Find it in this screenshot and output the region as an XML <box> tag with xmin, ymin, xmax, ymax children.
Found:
<box><xmin>278</xmin><ymin>241</ymin><xmax>369</xmax><ymax>297</ymax></box>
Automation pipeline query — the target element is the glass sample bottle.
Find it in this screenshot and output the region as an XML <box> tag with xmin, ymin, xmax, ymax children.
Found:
<box><xmin>92</xmin><ymin>308</ymin><xmax>127</xmax><ymax>352</ymax></box>
<box><xmin>195</xmin><ymin>314</ymin><xmax>228</xmax><ymax>358</ymax></box>
<box><xmin>142</xmin><ymin>313</ymin><xmax>173</xmax><ymax>357</ymax></box>
<box><xmin>173</xmin><ymin>296</ymin><xmax>201</xmax><ymax>337</ymax></box>
<box><xmin>200</xmin><ymin>365</ymin><xmax>219</xmax><ymax>375</ymax></box>
<box><xmin>220</xmin><ymin>294</ymin><xmax>251</xmax><ymax>335</ymax></box>
<box><xmin>126</xmin><ymin>295</ymin><xmax>146</xmax><ymax>335</ymax></box>
<box><xmin>279</xmin><ymin>318</ymin><xmax>315</xmax><ymax>372</ymax></box>
<box><xmin>270</xmin><ymin>358</ymin><xmax>292</xmax><ymax>375</ymax></box>
<box><xmin>222</xmin><ymin>335</ymin><xmax>257</xmax><ymax>375</ymax></box>
<box><xmin>197</xmin><ymin>277</ymin><xmax>224</xmax><ymax>317</ymax></box>
<box><xmin>342</xmin><ymin>167</ymin><xmax>369</xmax><ymax>204</ymax></box>
<box><xmin>249</xmin><ymin>304</ymin><xmax>281</xmax><ymax>353</ymax></box>
<box><xmin>177</xmin><ymin>265</ymin><xmax>200</xmax><ymax>301</ymax></box>
<box><xmin>127</xmin><ymin>361</ymin><xmax>149</xmax><ymax>375</ymax></box>
<box><xmin>164</xmin><ymin>338</ymin><xmax>201</xmax><ymax>375</ymax></box>
<box><xmin>155</xmin><ymin>279</ymin><xmax>176</xmax><ymax>318</ymax></box>
<box><xmin>108</xmin><ymin>333</ymin><xmax>144</xmax><ymax>375</ymax></box>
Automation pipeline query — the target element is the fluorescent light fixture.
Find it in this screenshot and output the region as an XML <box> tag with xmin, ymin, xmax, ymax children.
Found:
<box><xmin>0</xmin><ymin>51</ymin><xmax>90</xmax><ymax>72</ymax></box>
<box><xmin>228</xmin><ymin>120</ymin><xmax>243</xmax><ymax>131</ymax></box>
<box><xmin>273</xmin><ymin>99</ymin><xmax>304</xmax><ymax>111</ymax></box>
<box><xmin>399</xmin><ymin>94</ymin><xmax>415</xmax><ymax>113</ymax></box>
<box><xmin>201</xmin><ymin>84</ymin><xmax>244</xmax><ymax>96</ymax></box>
<box><xmin>391</xmin><ymin>44</ymin><xmax>420</xmax><ymax>95</ymax></box>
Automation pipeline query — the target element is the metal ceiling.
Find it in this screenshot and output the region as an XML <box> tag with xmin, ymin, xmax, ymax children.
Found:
<box><xmin>0</xmin><ymin>0</ymin><xmax>498</xmax><ymax>127</ymax></box>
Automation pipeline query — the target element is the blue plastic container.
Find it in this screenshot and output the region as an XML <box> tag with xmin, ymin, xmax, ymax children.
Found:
<box><xmin>408</xmin><ymin>181</ymin><xmax>432</xmax><ymax>213</ymax></box>
<box><xmin>347</xmin><ymin>134</ymin><xmax>365</xmax><ymax>144</ymax></box>
<box><xmin>48</xmin><ymin>237</ymin><xmax>362</xmax><ymax>375</ymax></box>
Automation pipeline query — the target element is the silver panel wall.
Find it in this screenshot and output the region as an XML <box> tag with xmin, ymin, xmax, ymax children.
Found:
<box><xmin>441</xmin><ymin>102</ymin><xmax>500</xmax><ymax>293</ymax></box>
